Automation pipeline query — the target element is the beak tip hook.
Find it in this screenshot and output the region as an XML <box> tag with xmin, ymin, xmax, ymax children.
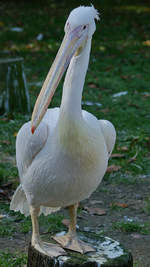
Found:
<box><xmin>31</xmin><ymin>125</ymin><xmax>35</xmax><ymax>134</ymax></box>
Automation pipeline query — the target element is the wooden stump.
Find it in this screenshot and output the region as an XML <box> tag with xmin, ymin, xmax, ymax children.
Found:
<box><xmin>27</xmin><ymin>233</ymin><xmax>133</xmax><ymax>267</ymax></box>
<box><xmin>0</xmin><ymin>58</ymin><xmax>30</xmax><ymax>115</ymax></box>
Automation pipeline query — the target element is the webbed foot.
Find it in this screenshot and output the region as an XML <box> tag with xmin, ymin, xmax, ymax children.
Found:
<box><xmin>53</xmin><ymin>233</ymin><xmax>95</xmax><ymax>254</ymax></box>
<box><xmin>32</xmin><ymin>239</ymin><xmax>66</xmax><ymax>257</ymax></box>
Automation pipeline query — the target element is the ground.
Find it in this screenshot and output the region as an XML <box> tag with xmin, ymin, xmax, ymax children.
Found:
<box><xmin>0</xmin><ymin>170</ymin><xmax>150</xmax><ymax>266</ymax></box>
<box><xmin>0</xmin><ymin>0</ymin><xmax>150</xmax><ymax>266</ymax></box>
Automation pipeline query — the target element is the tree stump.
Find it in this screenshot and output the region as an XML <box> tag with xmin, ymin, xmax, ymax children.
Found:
<box><xmin>0</xmin><ymin>58</ymin><xmax>30</xmax><ymax>115</ymax></box>
<box><xmin>27</xmin><ymin>233</ymin><xmax>133</xmax><ymax>267</ymax></box>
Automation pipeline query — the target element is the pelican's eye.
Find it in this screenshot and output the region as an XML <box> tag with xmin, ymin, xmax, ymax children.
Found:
<box><xmin>65</xmin><ymin>22</ymin><xmax>70</xmax><ymax>31</ymax></box>
<box><xmin>83</xmin><ymin>25</ymin><xmax>86</xmax><ymax>30</ymax></box>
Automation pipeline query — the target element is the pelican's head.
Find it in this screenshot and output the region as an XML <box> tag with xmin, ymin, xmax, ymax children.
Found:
<box><xmin>31</xmin><ymin>6</ymin><xmax>99</xmax><ymax>133</ymax></box>
<box><xmin>65</xmin><ymin>6</ymin><xmax>99</xmax><ymax>38</ymax></box>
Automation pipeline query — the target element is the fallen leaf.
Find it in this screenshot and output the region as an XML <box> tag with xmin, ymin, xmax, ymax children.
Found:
<box><xmin>0</xmin><ymin>140</ymin><xmax>11</xmax><ymax>145</ymax></box>
<box><xmin>121</xmin><ymin>75</ymin><xmax>130</xmax><ymax>80</ymax></box>
<box><xmin>99</xmin><ymin>46</ymin><xmax>106</xmax><ymax>51</ymax></box>
<box><xmin>0</xmin><ymin>117</ymin><xmax>9</xmax><ymax>122</ymax></box>
<box><xmin>101</xmin><ymin>108</ymin><xmax>110</xmax><ymax>114</ymax></box>
<box><xmin>88</xmin><ymin>82</ymin><xmax>99</xmax><ymax>89</ymax></box>
<box><xmin>13</xmin><ymin>132</ymin><xmax>18</xmax><ymax>137</ymax></box>
<box><xmin>131</xmin><ymin>233</ymin><xmax>142</xmax><ymax>239</ymax></box>
<box><xmin>107</xmin><ymin>165</ymin><xmax>122</xmax><ymax>172</ymax></box>
<box><xmin>143</xmin><ymin>40</ymin><xmax>150</xmax><ymax>46</ymax></box>
<box><xmin>26</xmin><ymin>43</ymin><xmax>35</xmax><ymax>49</ymax></box>
<box><xmin>10</xmin><ymin>44</ymin><xmax>20</xmax><ymax>51</ymax></box>
<box><xmin>62</xmin><ymin>219</ymin><xmax>70</xmax><ymax>228</ymax></box>
<box><xmin>110</xmin><ymin>202</ymin><xmax>129</xmax><ymax>208</ymax></box>
<box><xmin>144</xmin><ymin>93</ymin><xmax>150</xmax><ymax>98</ymax></box>
<box><xmin>0</xmin><ymin>215</ymin><xmax>6</xmax><ymax>220</ymax></box>
<box><xmin>0</xmin><ymin>21</ymin><xmax>4</xmax><ymax>27</ymax></box>
<box><xmin>117</xmin><ymin>146</ymin><xmax>128</xmax><ymax>151</ymax></box>
<box><xmin>84</xmin><ymin>206</ymin><xmax>106</xmax><ymax>216</ymax></box>
<box><xmin>111</xmin><ymin>153</ymin><xmax>125</xmax><ymax>158</ymax></box>
<box><xmin>128</xmin><ymin>151</ymin><xmax>138</xmax><ymax>163</ymax></box>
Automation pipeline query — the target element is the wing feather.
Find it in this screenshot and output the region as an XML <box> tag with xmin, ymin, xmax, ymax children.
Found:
<box><xmin>16</xmin><ymin>107</ymin><xmax>60</xmax><ymax>179</ymax></box>
<box><xmin>99</xmin><ymin>119</ymin><xmax>116</xmax><ymax>157</ymax></box>
<box><xmin>82</xmin><ymin>110</ymin><xmax>116</xmax><ymax>157</ymax></box>
<box><xmin>16</xmin><ymin>121</ymin><xmax>48</xmax><ymax>178</ymax></box>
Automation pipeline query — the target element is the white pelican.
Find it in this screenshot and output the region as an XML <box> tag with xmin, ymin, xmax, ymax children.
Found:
<box><xmin>10</xmin><ymin>6</ymin><xmax>116</xmax><ymax>256</ymax></box>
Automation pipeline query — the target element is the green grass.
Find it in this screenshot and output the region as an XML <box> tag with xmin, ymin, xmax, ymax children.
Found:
<box><xmin>0</xmin><ymin>0</ymin><xmax>150</xmax><ymax>264</ymax></box>
<box><xmin>0</xmin><ymin>203</ymin><xmax>65</xmax><ymax>237</ymax></box>
<box><xmin>144</xmin><ymin>198</ymin><xmax>150</xmax><ymax>215</ymax></box>
<box><xmin>113</xmin><ymin>221</ymin><xmax>150</xmax><ymax>234</ymax></box>
<box><xmin>133</xmin><ymin>262</ymin><xmax>141</xmax><ymax>267</ymax></box>
<box><xmin>0</xmin><ymin>252</ymin><xmax>27</xmax><ymax>267</ymax></box>
<box><xmin>0</xmin><ymin>0</ymin><xmax>150</xmax><ymax>174</ymax></box>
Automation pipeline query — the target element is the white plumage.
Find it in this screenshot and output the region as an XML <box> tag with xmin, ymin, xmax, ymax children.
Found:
<box><xmin>10</xmin><ymin>5</ymin><xmax>116</xmax><ymax>255</ymax></box>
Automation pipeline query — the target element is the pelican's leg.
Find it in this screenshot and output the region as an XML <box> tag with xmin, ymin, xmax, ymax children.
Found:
<box><xmin>30</xmin><ymin>205</ymin><xmax>66</xmax><ymax>257</ymax></box>
<box><xmin>53</xmin><ymin>203</ymin><xmax>95</xmax><ymax>254</ymax></box>
<box><xmin>30</xmin><ymin>206</ymin><xmax>42</xmax><ymax>250</ymax></box>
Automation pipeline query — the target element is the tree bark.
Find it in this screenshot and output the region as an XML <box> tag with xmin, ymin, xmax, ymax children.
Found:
<box><xmin>27</xmin><ymin>235</ymin><xmax>133</xmax><ymax>267</ymax></box>
<box><xmin>0</xmin><ymin>58</ymin><xmax>30</xmax><ymax>115</ymax></box>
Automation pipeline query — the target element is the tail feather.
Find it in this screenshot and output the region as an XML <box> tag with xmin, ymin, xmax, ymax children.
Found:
<box><xmin>10</xmin><ymin>185</ymin><xmax>30</xmax><ymax>216</ymax></box>
<box><xmin>10</xmin><ymin>185</ymin><xmax>60</xmax><ymax>217</ymax></box>
<box><xmin>40</xmin><ymin>206</ymin><xmax>60</xmax><ymax>216</ymax></box>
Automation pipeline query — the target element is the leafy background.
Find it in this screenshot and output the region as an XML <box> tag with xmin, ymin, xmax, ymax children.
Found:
<box><xmin>0</xmin><ymin>0</ymin><xmax>150</xmax><ymax>266</ymax></box>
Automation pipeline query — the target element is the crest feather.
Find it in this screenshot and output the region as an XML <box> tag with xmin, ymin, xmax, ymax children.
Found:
<box><xmin>68</xmin><ymin>5</ymin><xmax>100</xmax><ymax>24</ymax></box>
<box><xmin>90</xmin><ymin>4</ymin><xmax>100</xmax><ymax>20</ymax></box>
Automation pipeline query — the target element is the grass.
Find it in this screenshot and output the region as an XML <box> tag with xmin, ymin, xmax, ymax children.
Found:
<box><xmin>0</xmin><ymin>0</ymin><xmax>150</xmax><ymax>265</ymax></box>
<box><xmin>144</xmin><ymin>198</ymin><xmax>150</xmax><ymax>215</ymax></box>
<box><xmin>0</xmin><ymin>0</ymin><xmax>150</xmax><ymax>180</ymax></box>
<box><xmin>0</xmin><ymin>203</ymin><xmax>65</xmax><ymax>237</ymax></box>
<box><xmin>133</xmin><ymin>262</ymin><xmax>141</xmax><ymax>267</ymax></box>
<box><xmin>113</xmin><ymin>221</ymin><xmax>150</xmax><ymax>234</ymax></box>
<box><xmin>0</xmin><ymin>252</ymin><xmax>27</xmax><ymax>267</ymax></box>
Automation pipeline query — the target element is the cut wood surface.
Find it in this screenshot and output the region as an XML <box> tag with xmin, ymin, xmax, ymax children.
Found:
<box><xmin>27</xmin><ymin>234</ymin><xmax>133</xmax><ymax>267</ymax></box>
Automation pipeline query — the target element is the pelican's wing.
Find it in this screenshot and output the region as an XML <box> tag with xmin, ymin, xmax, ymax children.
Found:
<box><xmin>11</xmin><ymin>108</ymin><xmax>61</xmax><ymax>216</ymax></box>
<box><xmin>16</xmin><ymin>107</ymin><xmax>60</xmax><ymax>178</ymax></box>
<box><xmin>82</xmin><ymin>109</ymin><xmax>101</xmax><ymax>130</ymax></box>
<box><xmin>16</xmin><ymin>120</ymin><xmax>48</xmax><ymax>178</ymax></box>
<box><xmin>82</xmin><ymin>110</ymin><xmax>116</xmax><ymax>158</ymax></box>
<box><xmin>99</xmin><ymin>119</ymin><xmax>116</xmax><ymax>157</ymax></box>
<box><xmin>42</xmin><ymin>107</ymin><xmax>60</xmax><ymax>126</ymax></box>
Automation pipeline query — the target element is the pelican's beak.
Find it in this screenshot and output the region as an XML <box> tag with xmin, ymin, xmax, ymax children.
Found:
<box><xmin>31</xmin><ymin>25</ymin><xmax>88</xmax><ymax>134</ymax></box>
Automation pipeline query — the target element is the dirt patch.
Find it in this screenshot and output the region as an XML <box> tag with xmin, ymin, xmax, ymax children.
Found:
<box><xmin>0</xmin><ymin>178</ymin><xmax>150</xmax><ymax>266</ymax></box>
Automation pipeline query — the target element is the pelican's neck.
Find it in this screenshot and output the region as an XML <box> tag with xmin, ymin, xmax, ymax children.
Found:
<box><xmin>60</xmin><ymin>38</ymin><xmax>92</xmax><ymax>120</ymax></box>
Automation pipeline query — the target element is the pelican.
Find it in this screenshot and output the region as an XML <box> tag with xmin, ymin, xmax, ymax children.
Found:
<box><xmin>10</xmin><ymin>6</ymin><xmax>116</xmax><ymax>256</ymax></box>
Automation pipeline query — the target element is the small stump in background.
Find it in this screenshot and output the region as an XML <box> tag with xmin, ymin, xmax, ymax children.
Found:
<box><xmin>27</xmin><ymin>233</ymin><xmax>133</xmax><ymax>267</ymax></box>
<box><xmin>0</xmin><ymin>58</ymin><xmax>30</xmax><ymax>115</ymax></box>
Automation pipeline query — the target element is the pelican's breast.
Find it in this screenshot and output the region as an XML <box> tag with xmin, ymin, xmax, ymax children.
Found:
<box><xmin>56</xmin><ymin>116</ymin><xmax>108</xmax><ymax>173</ymax></box>
<box><xmin>22</xmin><ymin>115</ymin><xmax>108</xmax><ymax>208</ymax></box>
